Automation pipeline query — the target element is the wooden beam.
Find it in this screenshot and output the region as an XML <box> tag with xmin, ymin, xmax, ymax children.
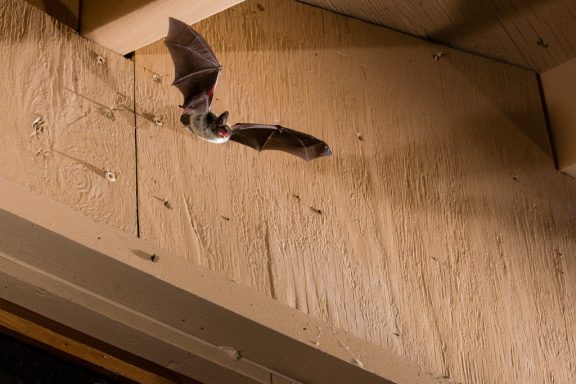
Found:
<box><xmin>300</xmin><ymin>0</ymin><xmax>576</xmax><ymax>72</ymax></box>
<box><xmin>80</xmin><ymin>0</ymin><xmax>245</xmax><ymax>54</ymax></box>
<box><xmin>541</xmin><ymin>58</ymin><xmax>576</xmax><ymax>177</ymax></box>
<box><xmin>0</xmin><ymin>175</ymin><xmax>436</xmax><ymax>384</ymax></box>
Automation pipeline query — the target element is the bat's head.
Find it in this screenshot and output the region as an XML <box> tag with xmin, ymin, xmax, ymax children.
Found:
<box><xmin>212</xmin><ymin>111</ymin><xmax>231</xmax><ymax>142</ymax></box>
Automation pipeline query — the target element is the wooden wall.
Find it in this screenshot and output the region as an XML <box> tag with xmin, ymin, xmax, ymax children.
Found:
<box><xmin>3</xmin><ymin>0</ymin><xmax>576</xmax><ymax>383</ymax></box>
<box><xmin>133</xmin><ymin>1</ymin><xmax>576</xmax><ymax>383</ymax></box>
<box><xmin>1</xmin><ymin>0</ymin><xmax>137</xmax><ymax>234</ymax></box>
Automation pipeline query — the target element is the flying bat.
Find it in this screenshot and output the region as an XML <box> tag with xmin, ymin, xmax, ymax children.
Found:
<box><xmin>165</xmin><ymin>17</ymin><xmax>332</xmax><ymax>161</ymax></box>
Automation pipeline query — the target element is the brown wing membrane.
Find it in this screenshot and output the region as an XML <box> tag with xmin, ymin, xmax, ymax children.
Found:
<box><xmin>165</xmin><ymin>18</ymin><xmax>221</xmax><ymax>113</ymax></box>
<box><xmin>230</xmin><ymin>124</ymin><xmax>332</xmax><ymax>161</ymax></box>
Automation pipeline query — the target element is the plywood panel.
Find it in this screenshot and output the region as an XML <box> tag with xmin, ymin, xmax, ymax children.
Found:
<box><xmin>0</xmin><ymin>0</ymin><xmax>136</xmax><ymax>234</ymax></box>
<box><xmin>134</xmin><ymin>0</ymin><xmax>576</xmax><ymax>383</ymax></box>
<box><xmin>542</xmin><ymin>58</ymin><xmax>576</xmax><ymax>177</ymax></box>
<box><xmin>301</xmin><ymin>0</ymin><xmax>576</xmax><ymax>72</ymax></box>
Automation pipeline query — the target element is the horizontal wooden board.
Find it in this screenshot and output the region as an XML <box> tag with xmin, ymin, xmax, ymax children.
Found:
<box><xmin>134</xmin><ymin>1</ymin><xmax>576</xmax><ymax>383</ymax></box>
<box><xmin>0</xmin><ymin>175</ymin><xmax>433</xmax><ymax>384</ymax></box>
<box><xmin>80</xmin><ymin>0</ymin><xmax>244</xmax><ymax>54</ymax></box>
<box><xmin>0</xmin><ymin>0</ymin><xmax>137</xmax><ymax>234</ymax></box>
<box><xmin>301</xmin><ymin>0</ymin><xmax>576</xmax><ymax>72</ymax></box>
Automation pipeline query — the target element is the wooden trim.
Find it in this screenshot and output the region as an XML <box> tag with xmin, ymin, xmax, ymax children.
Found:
<box><xmin>541</xmin><ymin>58</ymin><xmax>576</xmax><ymax>177</ymax></box>
<box><xmin>0</xmin><ymin>176</ymin><xmax>437</xmax><ymax>384</ymax></box>
<box><xmin>80</xmin><ymin>0</ymin><xmax>245</xmax><ymax>54</ymax></box>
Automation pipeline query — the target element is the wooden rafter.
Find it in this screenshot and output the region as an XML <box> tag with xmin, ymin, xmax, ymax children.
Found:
<box><xmin>80</xmin><ymin>0</ymin><xmax>245</xmax><ymax>54</ymax></box>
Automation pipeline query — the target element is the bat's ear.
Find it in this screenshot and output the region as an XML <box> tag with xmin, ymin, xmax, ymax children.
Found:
<box><xmin>216</xmin><ymin>111</ymin><xmax>229</xmax><ymax>126</ymax></box>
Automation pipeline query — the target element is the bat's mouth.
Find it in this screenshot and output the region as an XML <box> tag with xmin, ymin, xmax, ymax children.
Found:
<box><xmin>216</xmin><ymin>126</ymin><xmax>230</xmax><ymax>138</ymax></box>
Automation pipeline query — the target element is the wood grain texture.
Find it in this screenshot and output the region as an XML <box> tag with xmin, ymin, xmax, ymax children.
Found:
<box><xmin>0</xmin><ymin>0</ymin><xmax>137</xmax><ymax>234</ymax></box>
<box><xmin>541</xmin><ymin>58</ymin><xmax>576</xmax><ymax>177</ymax></box>
<box><xmin>0</xmin><ymin>175</ymin><xmax>431</xmax><ymax>384</ymax></box>
<box><xmin>24</xmin><ymin>0</ymin><xmax>79</xmax><ymax>30</ymax></box>
<box><xmin>134</xmin><ymin>1</ymin><xmax>576</xmax><ymax>383</ymax></box>
<box><xmin>301</xmin><ymin>0</ymin><xmax>576</xmax><ymax>72</ymax></box>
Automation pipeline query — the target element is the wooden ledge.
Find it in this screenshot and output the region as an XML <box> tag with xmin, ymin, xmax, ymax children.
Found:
<box><xmin>0</xmin><ymin>176</ymin><xmax>438</xmax><ymax>384</ymax></box>
<box><xmin>80</xmin><ymin>0</ymin><xmax>245</xmax><ymax>54</ymax></box>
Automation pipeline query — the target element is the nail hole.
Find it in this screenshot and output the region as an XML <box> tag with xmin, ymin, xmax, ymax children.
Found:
<box><xmin>356</xmin><ymin>133</ymin><xmax>364</xmax><ymax>141</ymax></box>
<box><xmin>32</xmin><ymin>115</ymin><xmax>45</xmax><ymax>136</ymax></box>
<box><xmin>150</xmin><ymin>254</ymin><xmax>158</xmax><ymax>262</ymax></box>
<box><xmin>292</xmin><ymin>194</ymin><xmax>301</xmax><ymax>201</ymax></box>
<box><xmin>163</xmin><ymin>200</ymin><xmax>172</xmax><ymax>209</ymax></box>
<box><xmin>153</xmin><ymin>116</ymin><xmax>163</xmax><ymax>126</ymax></box>
<box><xmin>152</xmin><ymin>73</ymin><xmax>161</xmax><ymax>83</ymax></box>
<box><xmin>103</xmin><ymin>108</ymin><xmax>115</xmax><ymax>121</ymax></box>
<box><xmin>104</xmin><ymin>171</ymin><xmax>117</xmax><ymax>182</ymax></box>
<box><xmin>537</xmin><ymin>37</ymin><xmax>549</xmax><ymax>48</ymax></box>
<box><xmin>96</xmin><ymin>55</ymin><xmax>106</xmax><ymax>65</ymax></box>
<box><xmin>432</xmin><ymin>51</ymin><xmax>446</xmax><ymax>61</ymax></box>
<box><xmin>309</xmin><ymin>207</ymin><xmax>322</xmax><ymax>215</ymax></box>
<box><xmin>220</xmin><ymin>216</ymin><xmax>230</xmax><ymax>221</ymax></box>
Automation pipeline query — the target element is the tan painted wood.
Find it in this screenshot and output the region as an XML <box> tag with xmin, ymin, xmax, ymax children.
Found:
<box><xmin>0</xmin><ymin>175</ymin><xmax>434</xmax><ymax>384</ymax></box>
<box><xmin>301</xmin><ymin>0</ymin><xmax>576</xmax><ymax>72</ymax></box>
<box><xmin>135</xmin><ymin>1</ymin><xmax>576</xmax><ymax>383</ymax></box>
<box><xmin>1</xmin><ymin>0</ymin><xmax>137</xmax><ymax>235</ymax></box>
<box><xmin>24</xmin><ymin>0</ymin><xmax>79</xmax><ymax>30</ymax></box>
<box><xmin>0</xmin><ymin>301</ymin><xmax>180</xmax><ymax>384</ymax></box>
<box><xmin>542</xmin><ymin>58</ymin><xmax>576</xmax><ymax>177</ymax></box>
<box><xmin>80</xmin><ymin>0</ymin><xmax>245</xmax><ymax>55</ymax></box>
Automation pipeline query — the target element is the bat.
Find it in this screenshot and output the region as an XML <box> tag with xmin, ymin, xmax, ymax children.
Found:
<box><xmin>165</xmin><ymin>17</ymin><xmax>332</xmax><ymax>161</ymax></box>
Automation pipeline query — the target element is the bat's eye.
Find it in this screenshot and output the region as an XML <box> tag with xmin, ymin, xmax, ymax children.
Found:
<box><xmin>180</xmin><ymin>114</ymin><xmax>190</xmax><ymax>125</ymax></box>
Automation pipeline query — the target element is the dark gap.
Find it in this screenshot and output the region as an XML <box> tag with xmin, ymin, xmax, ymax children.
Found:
<box><xmin>0</xmin><ymin>325</ymin><xmax>128</xmax><ymax>384</ymax></box>
<box><xmin>0</xmin><ymin>298</ymin><xmax>187</xmax><ymax>383</ymax></box>
<box><xmin>77</xmin><ymin>0</ymin><xmax>82</xmax><ymax>32</ymax></box>
<box><xmin>536</xmin><ymin>72</ymin><xmax>559</xmax><ymax>170</ymax></box>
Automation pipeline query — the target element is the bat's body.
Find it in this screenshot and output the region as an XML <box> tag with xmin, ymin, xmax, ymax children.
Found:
<box><xmin>165</xmin><ymin>18</ymin><xmax>332</xmax><ymax>161</ymax></box>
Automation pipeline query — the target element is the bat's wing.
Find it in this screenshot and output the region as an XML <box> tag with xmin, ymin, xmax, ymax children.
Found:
<box><xmin>230</xmin><ymin>124</ymin><xmax>332</xmax><ymax>161</ymax></box>
<box><xmin>166</xmin><ymin>17</ymin><xmax>221</xmax><ymax>113</ymax></box>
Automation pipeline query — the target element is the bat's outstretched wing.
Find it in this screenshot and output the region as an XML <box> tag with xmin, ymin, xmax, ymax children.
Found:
<box><xmin>230</xmin><ymin>124</ymin><xmax>332</xmax><ymax>161</ymax></box>
<box><xmin>165</xmin><ymin>18</ymin><xmax>221</xmax><ymax>113</ymax></box>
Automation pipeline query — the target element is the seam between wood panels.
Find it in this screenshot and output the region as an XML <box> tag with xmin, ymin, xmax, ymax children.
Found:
<box><xmin>77</xmin><ymin>0</ymin><xmax>82</xmax><ymax>32</ymax></box>
<box><xmin>132</xmin><ymin>58</ymin><xmax>141</xmax><ymax>238</ymax></box>
<box><xmin>536</xmin><ymin>72</ymin><xmax>560</xmax><ymax>170</ymax></box>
